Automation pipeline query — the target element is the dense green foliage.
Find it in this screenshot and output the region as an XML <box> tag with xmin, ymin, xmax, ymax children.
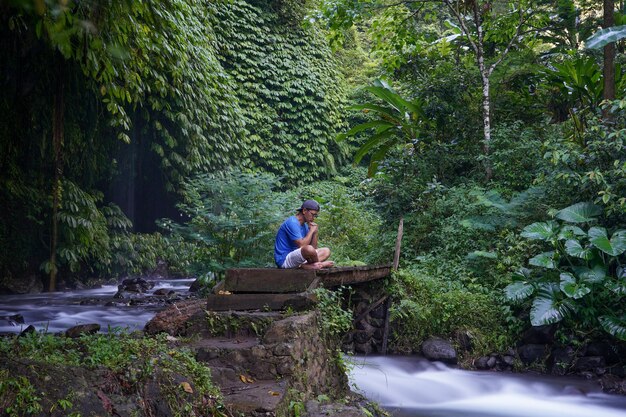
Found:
<box><xmin>162</xmin><ymin>169</ymin><xmax>294</xmax><ymax>278</ymax></box>
<box><xmin>209</xmin><ymin>0</ymin><xmax>347</xmax><ymax>182</ymax></box>
<box><xmin>2</xmin><ymin>0</ymin><xmax>626</xmax><ymax>366</ymax></box>
<box><xmin>506</xmin><ymin>202</ymin><xmax>626</xmax><ymax>339</ymax></box>
<box><xmin>162</xmin><ymin>168</ymin><xmax>386</xmax><ymax>286</ymax></box>
<box><xmin>317</xmin><ymin>0</ymin><xmax>626</xmax><ymax>351</ymax></box>
<box><xmin>0</xmin><ymin>0</ymin><xmax>346</xmax><ymax>287</ymax></box>
<box><xmin>390</xmin><ymin>269</ymin><xmax>511</xmax><ymax>354</ymax></box>
<box><xmin>0</xmin><ymin>331</ymin><xmax>226</xmax><ymax>416</ymax></box>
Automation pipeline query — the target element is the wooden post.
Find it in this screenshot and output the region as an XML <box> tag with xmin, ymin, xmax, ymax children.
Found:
<box><xmin>383</xmin><ymin>216</ymin><xmax>403</xmax><ymax>354</ymax></box>
<box><xmin>392</xmin><ymin>216</ymin><xmax>404</xmax><ymax>271</ymax></box>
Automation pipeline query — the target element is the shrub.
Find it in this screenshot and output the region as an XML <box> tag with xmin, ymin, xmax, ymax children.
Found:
<box><xmin>389</xmin><ymin>268</ymin><xmax>511</xmax><ymax>355</ymax></box>
<box><xmin>161</xmin><ymin>169</ymin><xmax>295</xmax><ymax>279</ymax></box>
<box><xmin>505</xmin><ymin>202</ymin><xmax>626</xmax><ymax>340</ymax></box>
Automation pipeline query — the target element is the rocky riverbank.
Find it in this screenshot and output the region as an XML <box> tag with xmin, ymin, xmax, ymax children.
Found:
<box><xmin>413</xmin><ymin>325</ymin><xmax>626</xmax><ymax>396</ymax></box>
<box><xmin>0</xmin><ymin>294</ymin><xmax>383</xmax><ymax>417</ymax></box>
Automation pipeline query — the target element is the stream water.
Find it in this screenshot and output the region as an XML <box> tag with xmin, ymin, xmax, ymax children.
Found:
<box><xmin>2</xmin><ymin>282</ymin><xmax>626</xmax><ymax>416</ymax></box>
<box><xmin>0</xmin><ymin>278</ymin><xmax>195</xmax><ymax>334</ymax></box>
<box><xmin>347</xmin><ymin>355</ymin><xmax>626</xmax><ymax>417</ymax></box>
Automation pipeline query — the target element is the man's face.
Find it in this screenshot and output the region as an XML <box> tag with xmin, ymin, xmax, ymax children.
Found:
<box><xmin>304</xmin><ymin>209</ymin><xmax>319</xmax><ymax>222</ymax></box>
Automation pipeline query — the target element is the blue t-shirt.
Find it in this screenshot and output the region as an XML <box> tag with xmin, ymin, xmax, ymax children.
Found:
<box><xmin>274</xmin><ymin>216</ymin><xmax>309</xmax><ymax>267</ymax></box>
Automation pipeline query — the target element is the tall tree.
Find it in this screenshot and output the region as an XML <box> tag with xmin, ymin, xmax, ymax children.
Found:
<box><xmin>603</xmin><ymin>0</ymin><xmax>615</xmax><ymax>106</ymax></box>
<box><xmin>319</xmin><ymin>0</ymin><xmax>548</xmax><ymax>179</ymax></box>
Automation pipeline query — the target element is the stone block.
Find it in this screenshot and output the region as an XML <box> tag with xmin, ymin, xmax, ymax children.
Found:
<box><xmin>273</xmin><ymin>343</ymin><xmax>293</xmax><ymax>356</ymax></box>
<box><xmin>573</xmin><ymin>356</ymin><xmax>606</xmax><ymax>372</ymax></box>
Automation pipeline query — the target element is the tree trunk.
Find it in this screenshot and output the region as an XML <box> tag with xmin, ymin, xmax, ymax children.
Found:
<box><xmin>475</xmin><ymin>32</ymin><xmax>493</xmax><ymax>180</ymax></box>
<box><xmin>480</xmin><ymin>73</ymin><xmax>493</xmax><ymax>180</ymax></box>
<box><xmin>472</xmin><ymin>7</ymin><xmax>493</xmax><ymax>181</ymax></box>
<box><xmin>49</xmin><ymin>65</ymin><xmax>65</xmax><ymax>292</ymax></box>
<box><xmin>603</xmin><ymin>0</ymin><xmax>615</xmax><ymax>120</ymax></box>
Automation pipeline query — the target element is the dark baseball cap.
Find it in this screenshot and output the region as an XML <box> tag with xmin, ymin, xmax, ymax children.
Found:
<box><xmin>297</xmin><ymin>199</ymin><xmax>320</xmax><ymax>211</ymax></box>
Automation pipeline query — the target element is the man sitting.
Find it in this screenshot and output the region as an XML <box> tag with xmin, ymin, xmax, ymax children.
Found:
<box><xmin>274</xmin><ymin>199</ymin><xmax>334</xmax><ymax>269</ymax></box>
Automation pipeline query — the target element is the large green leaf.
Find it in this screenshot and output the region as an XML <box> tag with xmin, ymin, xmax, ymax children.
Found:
<box><xmin>605</xmin><ymin>280</ymin><xmax>626</xmax><ymax>295</ymax></box>
<box><xmin>588</xmin><ymin>227</ymin><xmax>626</xmax><ymax>256</ymax></box>
<box><xmin>339</xmin><ymin>120</ymin><xmax>395</xmax><ymax>139</ymax></box>
<box><xmin>521</xmin><ymin>221</ymin><xmax>559</xmax><ymax>241</ymax></box>
<box><xmin>558</xmin><ymin>225</ymin><xmax>586</xmax><ymax>240</ymax></box>
<box><xmin>572</xmin><ymin>265</ymin><xmax>606</xmax><ymax>284</ymax></box>
<box><xmin>529</xmin><ymin>251</ymin><xmax>557</xmax><ymax>269</ymax></box>
<box><xmin>559</xmin><ymin>272</ymin><xmax>591</xmax><ymax>299</ymax></box>
<box><xmin>505</xmin><ymin>281</ymin><xmax>534</xmax><ymax>302</ymax></box>
<box><xmin>564</xmin><ymin>239</ymin><xmax>593</xmax><ymax>260</ymax></box>
<box><xmin>367</xmin><ymin>140</ymin><xmax>397</xmax><ymax>176</ymax></box>
<box><xmin>467</xmin><ymin>250</ymin><xmax>498</xmax><ymax>260</ymax></box>
<box><xmin>354</xmin><ymin>129</ymin><xmax>395</xmax><ymax>164</ymax></box>
<box><xmin>530</xmin><ymin>286</ymin><xmax>573</xmax><ymax>326</ymax></box>
<box><xmin>555</xmin><ymin>202</ymin><xmax>601</xmax><ymax>223</ymax></box>
<box><xmin>585</xmin><ymin>25</ymin><xmax>626</xmax><ymax>50</ymax></box>
<box><xmin>605</xmin><ymin>267</ymin><xmax>626</xmax><ymax>294</ymax></box>
<box><xmin>599</xmin><ymin>315</ymin><xmax>626</xmax><ymax>341</ymax></box>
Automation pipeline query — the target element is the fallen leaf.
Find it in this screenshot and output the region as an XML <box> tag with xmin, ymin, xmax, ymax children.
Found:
<box><xmin>268</xmin><ymin>391</ymin><xmax>280</xmax><ymax>396</ymax></box>
<box><xmin>239</xmin><ymin>374</ymin><xmax>254</xmax><ymax>384</ymax></box>
<box><xmin>181</xmin><ymin>382</ymin><xmax>193</xmax><ymax>393</ymax></box>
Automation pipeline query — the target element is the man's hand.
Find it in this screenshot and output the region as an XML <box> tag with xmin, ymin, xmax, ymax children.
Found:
<box><xmin>308</xmin><ymin>222</ymin><xmax>318</xmax><ymax>232</ymax></box>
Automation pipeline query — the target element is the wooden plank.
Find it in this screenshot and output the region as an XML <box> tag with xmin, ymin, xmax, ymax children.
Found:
<box><xmin>316</xmin><ymin>265</ymin><xmax>391</xmax><ymax>288</ymax></box>
<box><xmin>206</xmin><ymin>292</ymin><xmax>315</xmax><ymax>311</ymax></box>
<box><xmin>353</xmin><ymin>294</ymin><xmax>388</xmax><ymax>324</ymax></box>
<box><xmin>224</xmin><ymin>268</ymin><xmax>317</xmax><ymax>293</ymax></box>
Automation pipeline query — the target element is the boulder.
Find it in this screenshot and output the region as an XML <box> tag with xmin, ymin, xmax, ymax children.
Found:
<box><xmin>65</xmin><ymin>323</ymin><xmax>100</xmax><ymax>338</ymax></box>
<box><xmin>188</xmin><ymin>278</ymin><xmax>203</xmax><ymax>293</ymax></box>
<box><xmin>153</xmin><ymin>288</ymin><xmax>175</xmax><ymax>297</ymax></box>
<box><xmin>421</xmin><ymin>338</ymin><xmax>457</xmax><ymax>364</ymax></box>
<box><xmin>600</xmin><ymin>374</ymin><xmax>626</xmax><ymax>395</ymax></box>
<box><xmin>517</xmin><ymin>344</ymin><xmax>546</xmax><ymax>364</ymax></box>
<box><xmin>19</xmin><ymin>325</ymin><xmax>36</xmax><ymax>336</ymax></box>
<box><xmin>1</xmin><ymin>314</ymin><xmax>25</xmax><ymax>326</ymax></box>
<box><xmin>144</xmin><ymin>299</ymin><xmax>205</xmax><ymax>336</ymax></box>
<box><xmin>475</xmin><ymin>356</ymin><xmax>491</xmax><ymax>370</ymax></box>
<box><xmin>119</xmin><ymin>277</ymin><xmax>154</xmax><ymax>293</ymax></box>
<box><xmin>521</xmin><ymin>325</ymin><xmax>557</xmax><ymax>344</ymax></box>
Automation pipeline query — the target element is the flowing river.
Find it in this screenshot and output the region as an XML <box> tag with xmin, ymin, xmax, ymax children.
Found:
<box><xmin>0</xmin><ymin>278</ymin><xmax>195</xmax><ymax>334</ymax></box>
<box><xmin>2</xmin><ymin>281</ymin><xmax>626</xmax><ymax>416</ymax></box>
<box><xmin>347</xmin><ymin>355</ymin><xmax>626</xmax><ymax>417</ymax></box>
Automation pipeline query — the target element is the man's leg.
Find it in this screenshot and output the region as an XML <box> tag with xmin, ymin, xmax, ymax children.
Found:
<box><xmin>316</xmin><ymin>247</ymin><xmax>331</xmax><ymax>262</ymax></box>
<box><xmin>316</xmin><ymin>247</ymin><xmax>334</xmax><ymax>268</ymax></box>
<box><xmin>300</xmin><ymin>246</ymin><xmax>334</xmax><ymax>269</ymax></box>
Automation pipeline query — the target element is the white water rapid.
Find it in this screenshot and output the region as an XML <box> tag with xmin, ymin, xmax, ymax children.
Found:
<box><xmin>0</xmin><ymin>278</ymin><xmax>195</xmax><ymax>334</ymax></box>
<box><xmin>348</xmin><ymin>355</ymin><xmax>626</xmax><ymax>417</ymax></box>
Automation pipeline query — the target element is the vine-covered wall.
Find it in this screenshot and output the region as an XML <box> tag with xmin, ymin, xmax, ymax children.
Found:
<box><xmin>0</xmin><ymin>0</ymin><xmax>347</xmax><ymax>284</ymax></box>
<box><xmin>209</xmin><ymin>0</ymin><xmax>347</xmax><ymax>184</ymax></box>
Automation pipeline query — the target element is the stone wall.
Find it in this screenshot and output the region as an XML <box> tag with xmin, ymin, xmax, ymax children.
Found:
<box><xmin>342</xmin><ymin>281</ymin><xmax>390</xmax><ymax>355</ymax></box>
<box><xmin>146</xmin><ymin>302</ymin><xmax>375</xmax><ymax>417</ymax></box>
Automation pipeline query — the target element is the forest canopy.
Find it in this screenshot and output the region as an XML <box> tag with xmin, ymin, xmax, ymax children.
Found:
<box><xmin>1</xmin><ymin>0</ymin><xmax>626</xmax><ymax>347</ymax></box>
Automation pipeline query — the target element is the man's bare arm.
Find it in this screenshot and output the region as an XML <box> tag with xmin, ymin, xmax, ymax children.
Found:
<box><xmin>294</xmin><ymin>223</ymin><xmax>318</xmax><ymax>247</ymax></box>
